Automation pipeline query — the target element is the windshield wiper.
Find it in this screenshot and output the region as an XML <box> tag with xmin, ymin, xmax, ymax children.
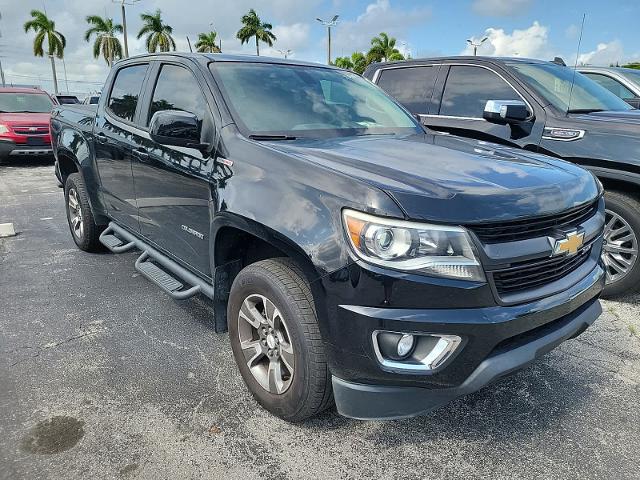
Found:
<box><xmin>567</xmin><ymin>108</ymin><xmax>605</xmax><ymax>114</ymax></box>
<box><xmin>249</xmin><ymin>134</ymin><xmax>297</xmax><ymax>141</ymax></box>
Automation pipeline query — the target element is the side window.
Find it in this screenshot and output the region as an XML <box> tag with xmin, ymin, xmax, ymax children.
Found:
<box><xmin>439</xmin><ymin>66</ymin><xmax>521</xmax><ymax>118</ymax></box>
<box><xmin>376</xmin><ymin>66</ymin><xmax>437</xmax><ymax>113</ymax></box>
<box><xmin>107</xmin><ymin>64</ymin><xmax>148</xmax><ymax>122</ymax></box>
<box><xmin>582</xmin><ymin>73</ymin><xmax>635</xmax><ymax>100</ymax></box>
<box><xmin>147</xmin><ymin>64</ymin><xmax>207</xmax><ymax>125</ymax></box>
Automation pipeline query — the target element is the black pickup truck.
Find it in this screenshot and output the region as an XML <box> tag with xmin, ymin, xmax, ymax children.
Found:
<box><xmin>365</xmin><ymin>56</ymin><xmax>640</xmax><ymax>297</ymax></box>
<box><xmin>51</xmin><ymin>53</ymin><xmax>604</xmax><ymax>421</ymax></box>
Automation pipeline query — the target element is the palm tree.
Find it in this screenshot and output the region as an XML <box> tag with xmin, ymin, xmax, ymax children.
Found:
<box><xmin>367</xmin><ymin>32</ymin><xmax>404</xmax><ymax>63</ymax></box>
<box><xmin>194</xmin><ymin>31</ymin><xmax>221</xmax><ymax>53</ymax></box>
<box><xmin>236</xmin><ymin>9</ymin><xmax>276</xmax><ymax>56</ymax></box>
<box><xmin>137</xmin><ymin>9</ymin><xmax>176</xmax><ymax>53</ymax></box>
<box><xmin>85</xmin><ymin>16</ymin><xmax>123</xmax><ymax>67</ymax></box>
<box><xmin>23</xmin><ymin>10</ymin><xmax>66</xmax><ymax>94</ymax></box>
<box><xmin>333</xmin><ymin>56</ymin><xmax>353</xmax><ymax>70</ymax></box>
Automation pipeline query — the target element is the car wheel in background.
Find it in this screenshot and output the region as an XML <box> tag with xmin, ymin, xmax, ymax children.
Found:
<box><xmin>228</xmin><ymin>258</ymin><xmax>333</xmax><ymax>422</ymax></box>
<box><xmin>602</xmin><ymin>190</ymin><xmax>640</xmax><ymax>297</ymax></box>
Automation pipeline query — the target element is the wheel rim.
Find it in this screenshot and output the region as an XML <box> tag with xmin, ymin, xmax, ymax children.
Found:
<box><xmin>67</xmin><ymin>187</ymin><xmax>84</xmax><ymax>240</ymax></box>
<box><xmin>237</xmin><ymin>294</ymin><xmax>294</xmax><ymax>395</ymax></box>
<box><xmin>602</xmin><ymin>208</ymin><xmax>638</xmax><ymax>284</ymax></box>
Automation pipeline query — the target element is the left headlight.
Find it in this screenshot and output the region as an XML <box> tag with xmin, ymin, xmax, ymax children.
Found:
<box><xmin>0</xmin><ymin>124</ymin><xmax>9</xmax><ymax>134</ymax></box>
<box><xmin>342</xmin><ymin>209</ymin><xmax>485</xmax><ymax>281</ymax></box>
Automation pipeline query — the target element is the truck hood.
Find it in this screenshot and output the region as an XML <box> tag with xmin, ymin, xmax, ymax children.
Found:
<box><xmin>265</xmin><ymin>133</ymin><xmax>599</xmax><ymax>224</ymax></box>
<box><xmin>571</xmin><ymin>109</ymin><xmax>640</xmax><ymax>125</ymax></box>
<box><xmin>0</xmin><ymin>112</ymin><xmax>51</xmax><ymax>125</ymax></box>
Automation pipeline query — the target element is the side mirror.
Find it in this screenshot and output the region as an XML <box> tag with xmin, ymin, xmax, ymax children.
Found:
<box><xmin>149</xmin><ymin>110</ymin><xmax>202</xmax><ymax>148</ymax></box>
<box><xmin>483</xmin><ymin>100</ymin><xmax>530</xmax><ymax>124</ymax></box>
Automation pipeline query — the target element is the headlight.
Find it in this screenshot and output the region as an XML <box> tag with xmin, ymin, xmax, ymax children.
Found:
<box><xmin>343</xmin><ymin>209</ymin><xmax>485</xmax><ymax>281</ymax></box>
<box><xmin>0</xmin><ymin>124</ymin><xmax>9</xmax><ymax>134</ymax></box>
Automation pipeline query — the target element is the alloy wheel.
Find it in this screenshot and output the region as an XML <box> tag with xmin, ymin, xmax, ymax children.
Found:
<box><xmin>67</xmin><ymin>187</ymin><xmax>84</xmax><ymax>240</ymax></box>
<box><xmin>237</xmin><ymin>294</ymin><xmax>295</xmax><ymax>395</ymax></box>
<box><xmin>602</xmin><ymin>208</ymin><xmax>638</xmax><ymax>284</ymax></box>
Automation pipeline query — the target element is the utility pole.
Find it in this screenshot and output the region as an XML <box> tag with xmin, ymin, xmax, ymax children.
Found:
<box><xmin>209</xmin><ymin>23</ymin><xmax>222</xmax><ymax>52</ymax></box>
<box><xmin>466</xmin><ymin>36</ymin><xmax>488</xmax><ymax>56</ymax></box>
<box><xmin>277</xmin><ymin>49</ymin><xmax>292</xmax><ymax>59</ymax></box>
<box><xmin>0</xmin><ymin>13</ymin><xmax>5</xmax><ymax>86</ymax></box>
<box><xmin>114</xmin><ymin>0</ymin><xmax>140</xmax><ymax>58</ymax></box>
<box><xmin>62</xmin><ymin>57</ymin><xmax>69</xmax><ymax>92</ymax></box>
<box><xmin>316</xmin><ymin>15</ymin><xmax>339</xmax><ymax>65</ymax></box>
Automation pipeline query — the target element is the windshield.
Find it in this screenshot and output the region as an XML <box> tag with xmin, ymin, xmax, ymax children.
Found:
<box><xmin>0</xmin><ymin>92</ymin><xmax>54</xmax><ymax>113</ymax></box>
<box><xmin>509</xmin><ymin>62</ymin><xmax>633</xmax><ymax>112</ymax></box>
<box><xmin>210</xmin><ymin>62</ymin><xmax>420</xmax><ymax>138</ymax></box>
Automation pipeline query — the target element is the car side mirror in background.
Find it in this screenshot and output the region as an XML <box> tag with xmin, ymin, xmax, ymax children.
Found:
<box><xmin>483</xmin><ymin>100</ymin><xmax>530</xmax><ymax>125</ymax></box>
<box><xmin>149</xmin><ymin>110</ymin><xmax>204</xmax><ymax>149</ymax></box>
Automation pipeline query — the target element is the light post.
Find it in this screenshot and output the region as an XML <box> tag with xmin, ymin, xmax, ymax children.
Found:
<box><xmin>466</xmin><ymin>37</ymin><xmax>488</xmax><ymax>56</ymax></box>
<box><xmin>277</xmin><ymin>49</ymin><xmax>292</xmax><ymax>59</ymax></box>
<box><xmin>113</xmin><ymin>0</ymin><xmax>140</xmax><ymax>58</ymax></box>
<box><xmin>316</xmin><ymin>15</ymin><xmax>339</xmax><ymax>65</ymax></box>
<box><xmin>209</xmin><ymin>23</ymin><xmax>222</xmax><ymax>52</ymax></box>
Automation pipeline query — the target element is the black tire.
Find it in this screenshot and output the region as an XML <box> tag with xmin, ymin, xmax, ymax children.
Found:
<box><xmin>602</xmin><ymin>190</ymin><xmax>640</xmax><ymax>298</ymax></box>
<box><xmin>64</xmin><ymin>173</ymin><xmax>103</xmax><ymax>252</ymax></box>
<box><xmin>228</xmin><ymin>258</ymin><xmax>333</xmax><ymax>422</ymax></box>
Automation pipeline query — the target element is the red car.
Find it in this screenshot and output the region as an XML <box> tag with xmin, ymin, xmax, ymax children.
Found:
<box><xmin>0</xmin><ymin>87</ymin><xmax>55</xmax><ymax>161</ymax></box>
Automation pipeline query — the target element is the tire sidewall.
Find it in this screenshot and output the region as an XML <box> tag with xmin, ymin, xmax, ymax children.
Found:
<box><xmin>228</xmin><ymin>266</ymin><xmax>313</xmax><ymax>420</ymax></box>
<box><xmin>603</xmin><ymin>191</ymin><xmax>640</xmax><ymax>297</ymax></box>
<box><xmin>64</xmin><ymin>174</ymin><xmax>90</xmax><ymax>250</ymax></box>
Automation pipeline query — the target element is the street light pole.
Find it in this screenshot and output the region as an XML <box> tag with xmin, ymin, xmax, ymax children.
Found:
<box><xmin>114</xmin><ymin>0</ymin><xmax>140</xmax><ymax>58</ymax></box>
<box><xmin>316</xmin><ymin>15</ymin><xmax>339</xmax><ymax>65</ymax></box>
<box><xmin>209</xmin><ymin>23</ymin><xmax>222</xmax><ymax>52</ymax></box>
<box><xmin>466</xmin><ymin>36</ymin><xmax>488</xmax><ymax>56</ymax></box>
<box><xmin>277</xmin><ymin>49</ymin><xmax>293</xmax><ymax>59</ymax></box>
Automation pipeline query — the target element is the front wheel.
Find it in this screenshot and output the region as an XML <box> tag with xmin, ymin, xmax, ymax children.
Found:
<box><xmin>601</xmin><ymin>190</ymin><xmax>640</xmax><ymax>297</ymax></box>
<box><xmin>228</xmin><ymin>258</ymin><xmax>333</xmax><ymax>422</ymax></box>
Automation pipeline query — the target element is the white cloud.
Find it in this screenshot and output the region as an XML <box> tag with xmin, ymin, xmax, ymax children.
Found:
<box><xmin>578</xmin><ymin>41</ymin><xmax>625</xmax><ymax>66</ymax></box>
<box><xmin>462</xmin><ymin>21</ymin><xmax>551</xmax><ymax>58</ymax></box>
<box><xmin>472</xmin><ymin>0</ymin><xmax>532</xmax><ymax>17</ymax></box>
<box><xmin>332</xmin><ymin>0</ymin><xmax>431</xmax><ymax>57</ymax></box>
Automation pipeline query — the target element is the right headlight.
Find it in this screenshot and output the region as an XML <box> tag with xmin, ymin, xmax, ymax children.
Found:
<box><xmin>342</xmin><ymin>209</ymin><xmax>485</xmax><ymax>282</ymax></box>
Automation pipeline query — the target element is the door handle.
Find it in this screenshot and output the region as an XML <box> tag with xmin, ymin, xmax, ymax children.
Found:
<box><xmin>96</xmin><ymin>132</ymin><xmax>107</xmax><ymax>143</ymax></box>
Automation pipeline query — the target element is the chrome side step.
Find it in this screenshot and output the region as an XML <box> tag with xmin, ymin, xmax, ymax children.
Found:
<box><xmin>98</xmin><ymin>222</ymin><xmax>214</xmax><ymax>301</ymax></box>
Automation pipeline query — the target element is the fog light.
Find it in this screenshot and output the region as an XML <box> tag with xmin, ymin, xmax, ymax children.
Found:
<box><xmin>396</xmin><ymin>334</ymin><xmax>415</xmax><ymax>357</ymax></box>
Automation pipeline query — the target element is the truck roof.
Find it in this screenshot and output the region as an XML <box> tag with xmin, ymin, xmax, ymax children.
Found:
<box><xmin>115</xmin><ymin>52</ymin><xmax>338</xmax><ymax>70</ymax></box>
<box><xmin>0</xmin><ymin>87</ymin><xmax>48</xmax><ymax>94</ymax></box>
<box><xmin>366</xmin><ymin>56</ymin><xmax>553</xmax><ymax>70</ymax></box>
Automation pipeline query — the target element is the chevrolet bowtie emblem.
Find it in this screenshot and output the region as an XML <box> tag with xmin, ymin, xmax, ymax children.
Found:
<box><xmin>551</xmin><ymin>231</ymin><xmax>585</xmax><ymax>257</ymax></box>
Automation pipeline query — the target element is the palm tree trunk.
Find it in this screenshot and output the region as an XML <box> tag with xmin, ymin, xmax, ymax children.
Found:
<box><xmin>256</xmin><ymin>36</ymin><xmax>259</xmax><ymax>56</ymax></box>
<box><xmin>49</xmin><ymin>55</ymin><xmax>59</xmax><ymax>94</ymax></box>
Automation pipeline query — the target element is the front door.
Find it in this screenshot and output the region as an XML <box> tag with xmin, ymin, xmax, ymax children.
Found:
<box><xmin>94</xmin><ymin>63</ymin><xmax>149</xmax><ymax>232</ymax></box>
<box><xmin>131</xmin><ymin>62</ymin><xmax>216</xmax><ymax>277</ymax></box>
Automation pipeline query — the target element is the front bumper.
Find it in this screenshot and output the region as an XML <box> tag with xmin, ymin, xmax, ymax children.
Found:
<box><xmin>321</xmin><ymin>258</ymin><xmax>605</xmax><ymax>420</ymax></box>
<box><xmin>0</xmin><ymin>140</ymin><xmax>52</xmax><ymax>158</ymax></box>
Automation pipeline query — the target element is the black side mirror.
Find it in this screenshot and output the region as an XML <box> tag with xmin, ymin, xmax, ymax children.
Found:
<box><xmin>149</xmin><ymin>110</ymin><xmax>203</xmax><ymax>148</ymax></box>
<box><xmin>483</xmin><ymin>100</ymin><xmax>530</xmax><ymax>125</ymax></box>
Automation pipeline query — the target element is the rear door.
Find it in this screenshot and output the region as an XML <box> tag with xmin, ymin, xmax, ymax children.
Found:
<box><xmin>424</xmin><ymin>64</ymin><xmax>544</xmax><ymax>148</ymax></box>
<box><xmin>130</xmin><ymin>61</ymin><xmax>216</xmax><ymax>277</ymax></box>
<box><xmin>94</xmin><ymin>63</ymin><xmax>149</xmax><ymax>232</ymax></box>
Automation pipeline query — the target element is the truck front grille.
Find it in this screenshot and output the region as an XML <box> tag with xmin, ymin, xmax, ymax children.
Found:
<box><xmin>13</xmin><ymin>125</ymin><xmax>49</xmax><ymax>136</ymax></box>
<box><xmin>491</xmin><ymin>241</ymin><xmax>593</xmax><ymax>295</ymax></box>
<box><xmin>469</xmin><ymin>201</ymin><xmax>598</xmax><ymax>243</ymax></box>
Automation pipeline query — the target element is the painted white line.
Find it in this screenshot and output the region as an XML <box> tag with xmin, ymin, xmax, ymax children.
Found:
<box><xmin>40</xmin><ymin>217</ymin><xmax>54</xmax><ymax>220</ymax></box>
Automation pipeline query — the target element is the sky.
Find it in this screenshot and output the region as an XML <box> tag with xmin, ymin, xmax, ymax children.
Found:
<box><xmin>1</xmin><ymin>0</ymin><xmax>640</xmax><ymax>95</ymax></box>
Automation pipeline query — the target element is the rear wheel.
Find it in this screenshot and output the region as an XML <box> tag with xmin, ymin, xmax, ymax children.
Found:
<box><xmin>602</xmin><ymin>190</ymin><xmax>640</xmax><ymax>297</ymax></box>
<box><xmin>64</xmin><ymin>173</ymin><xmax>103</xmax><ymax>252</ymax></box>
<box><xmin>228</xmin><ymin>258</ymin><xmax>333</xmax><ymax>422</ymax></box>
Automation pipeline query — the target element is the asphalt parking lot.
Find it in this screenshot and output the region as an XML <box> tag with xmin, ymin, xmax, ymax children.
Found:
<box><xmin>1</xmin><ymin>159</ymin><xmax>639</xmax><ymax>480</ymax></box>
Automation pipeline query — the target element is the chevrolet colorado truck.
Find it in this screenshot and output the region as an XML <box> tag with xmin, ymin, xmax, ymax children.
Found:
<box><xmin>51</xmin><ymin>53</ymin><xmax>605</xmax><ymax>421</ymax></box>
<box><xmin>365</xmin><ymin>56</ymin><xmax>640</xmax><ymax>297</ymax></box>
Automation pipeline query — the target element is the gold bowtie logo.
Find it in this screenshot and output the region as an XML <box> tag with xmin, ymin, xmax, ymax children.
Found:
<box><xmin>552</xmin><ymin>231</ymin><xmax>585</xmax><ymax>256</ymax></box>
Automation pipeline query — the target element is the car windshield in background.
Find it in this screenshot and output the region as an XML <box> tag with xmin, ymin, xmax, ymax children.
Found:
<box><xmin>0</xmin><ymin>93</ymin><xmax>54</xmax><ymax>113</ymax></box>
<box><xmin>509</xmin><ymin>62</ymin><xmax>633</xmax><ymax>113</ymax></box>
<box><xmin>210</xmin><ymin>62</ymin><xmax>420</xmax><ymax>138</ymax></box>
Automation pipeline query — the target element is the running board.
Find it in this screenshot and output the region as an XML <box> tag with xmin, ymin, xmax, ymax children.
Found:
<box><xmin>99</xmin><ymin>222</ymin><xmax>214</xmax><ymax>301</ymax></box>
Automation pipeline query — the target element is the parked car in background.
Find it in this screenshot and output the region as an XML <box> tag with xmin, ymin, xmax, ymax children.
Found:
<box><xmin>366</xmin><ymin>56</ymin><xmax>640</xmax><ymax>296</ymax></box>
<box><xmin>577</xmin><ymin>66</ymin><xmax>640</xmax><ymax>108</ymax></box>
<box><xmin>54</xmin><ymin>94</ymin><xmax>81</xmax><ymax>105</ymax></box>
<box><xmin>82</xmin><ymin>94</ymin><xmax>100</xmax><ymax>105</ymax></box>
<box><xmin>0</xmin><ymin>87</ymin><xmax>54</xmax><ymax>161</ymax></box>
<box><xmin>51</xmin><ymin>53</ymin><xmax>605</xmax><ymax>421</ymax></box>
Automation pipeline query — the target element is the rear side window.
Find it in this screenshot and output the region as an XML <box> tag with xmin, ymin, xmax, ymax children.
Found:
<box><xmin>376</xmin><ymin>66</ymin><xmax>437</xmax><ymax>113</ymax></box>
<box><xmin>439</xmin><ymin>65</ymin><xmax>521</xmax><ymax>118</ymax></box>
<box><xmin>147</xmin><ymin>64</ymin><xmax>207</xmax><ymax>124</ymax></box>
<box><xmin>107</xmin><ymin>64</ymin><xmax>148</xmax><ymax>122</ymax></box>
<box><xmin>582</xmin><ymin>73</ymin><xmax>635</xmax><ymax>100</ymax></box>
